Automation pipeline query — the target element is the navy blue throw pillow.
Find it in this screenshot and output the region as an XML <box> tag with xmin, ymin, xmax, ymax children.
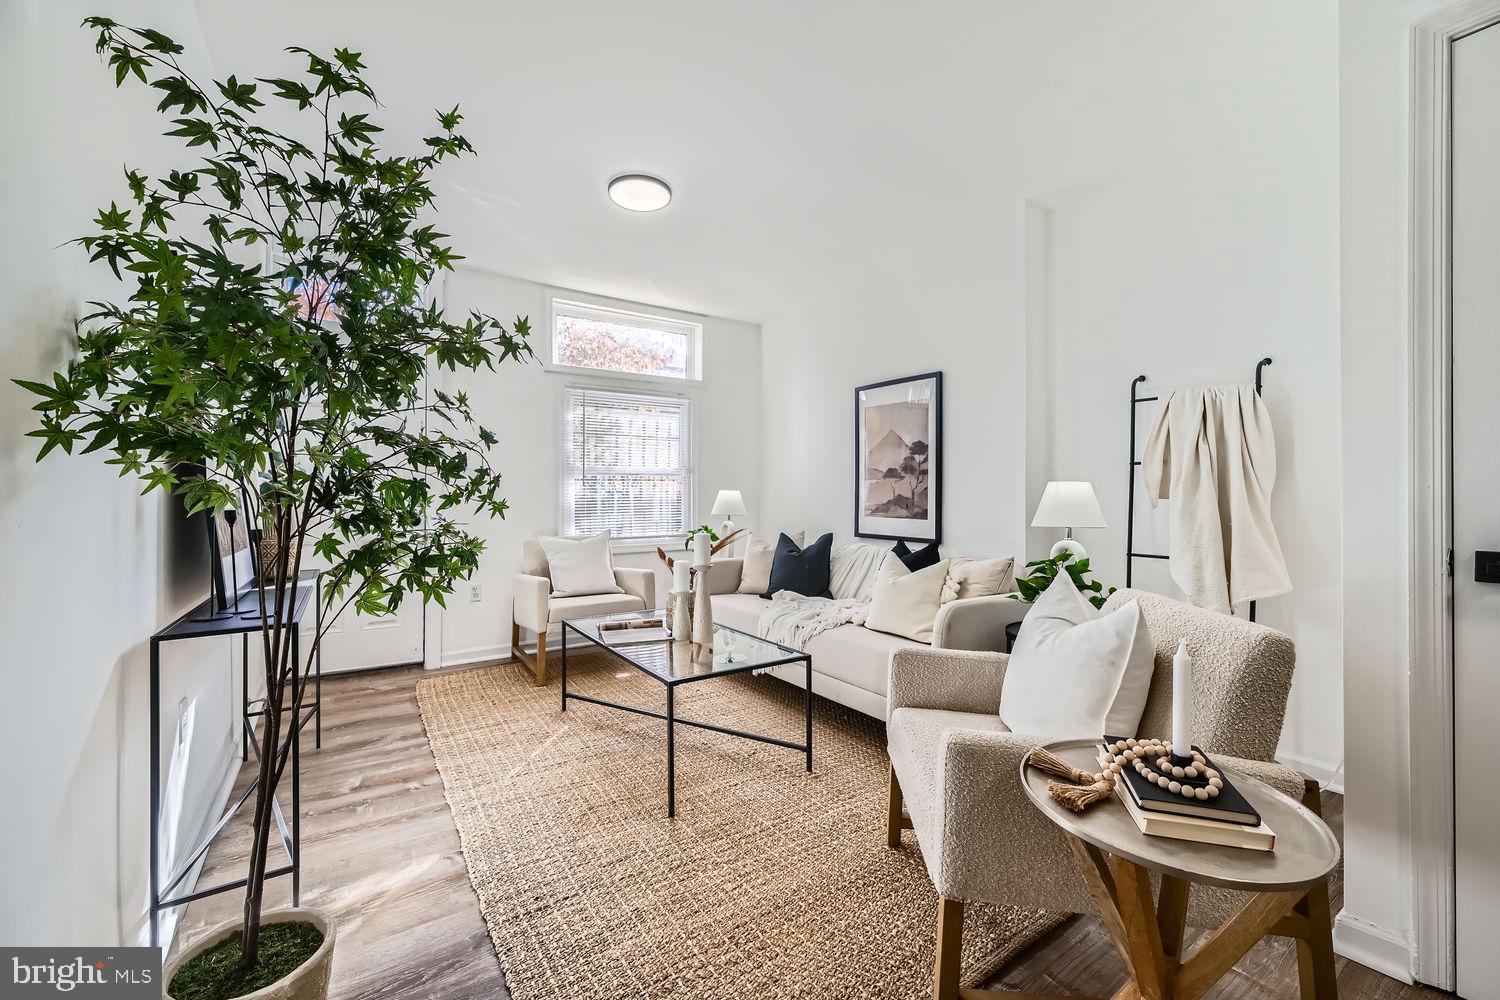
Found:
<box><xmin>761</xmin><ymin>532</ymin><xmax>834</xmax><ymax>599</ymax></box>
<box><xmin>891</xmin><ymin>539</ymin><xmax>941</xmax><ymax>571</ymax></box>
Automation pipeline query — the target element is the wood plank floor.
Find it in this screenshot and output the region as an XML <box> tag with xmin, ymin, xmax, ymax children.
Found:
<box><xmin>176</xmin><ymin>664</ymin><xmax>1450</xmax><ymax>1000</ymax></box>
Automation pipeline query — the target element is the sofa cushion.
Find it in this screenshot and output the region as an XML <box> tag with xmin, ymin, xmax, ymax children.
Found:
<box><xmin>806</xmin><ymin>623</ymin><xmax>925</xmax><ymax>698</ymax></box>
<box><xmin>865</xmin><ymin>555</ymin><xmax>951</xmax><ymax>643</ymax></box>
<box><xmin>738</xmin><ymin>531</ymin><xmax>803</xmax><ymax>595</ymax></box>
<box><xmin>1000</xmin><ymin>571</ymin><xmax>1154</xmax><ymax>739</ymax></box>
<box><xmin>891</xmin><ymin>538</ymin><xmax>942</xmax><ymax>571</ymax></box>
<box><xmin>548</xmin><ymin>592</ymin><xmax>646</xmax><ymax>624</ymax></box>
<box><xmin>709</xmin><ymin>593</ymin><xmax>769</xmax><ymax>635</ymax></box>
<box><xmin>763</xmin><ymin>532</ymin><xmax>833</xmax><ymax>599</ymax></box>
<box><xmin>940</xmin><ymin>556</ymin><xmax>1015</xmax><ymax>603</ymax></box>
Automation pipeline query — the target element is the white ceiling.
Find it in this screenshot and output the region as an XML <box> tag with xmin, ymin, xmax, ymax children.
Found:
<box><xmin>191</xmin><ymin>1</ymin><xmax>1323</xmax><ymax>323</ymax></box>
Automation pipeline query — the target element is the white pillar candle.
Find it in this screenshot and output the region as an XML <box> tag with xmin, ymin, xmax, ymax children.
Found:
<box><xmin>692</xmin><ymin>532</ymin><xmax>710</xmax><ymax>566</ymax></box>
<box><xmin>673</xmin><ymin>559</ymin><xmax>690</xmax><ymax>593</ymax></box>
<box><xmin>1172</xmin><ymin>638</ymin><xmax>1193</xmax><ymax>758</ymax></box>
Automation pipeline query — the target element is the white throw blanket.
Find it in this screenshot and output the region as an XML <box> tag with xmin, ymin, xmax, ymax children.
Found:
<box><xmin>757</xmin><ymin>591</ymin><xmax>869</xmax><ymax>652</ymax></box>
<box><xmin>1141</xmin><ymin>384</ymin><xmax>1291</xmax><ymax>614</ymax></box>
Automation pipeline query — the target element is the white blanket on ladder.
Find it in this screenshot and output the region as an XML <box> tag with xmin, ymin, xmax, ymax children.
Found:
<box><xmin>1141</xmin><ymin>384</ymin><xmax>1291</xmax><ymax>614</ymax></box>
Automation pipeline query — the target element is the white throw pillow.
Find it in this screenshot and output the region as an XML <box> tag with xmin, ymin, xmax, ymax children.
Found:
<box><xmin>864</xmin><ymin>555</ymin><xmax>951</xmax><ymax>643</ymax></box>
<box><xmin>939</xmin><ymin>556</ymin><xmax>1015</xmax><ymax>604</ymax></box>
<box><xmin>539</xmin><ymin>531</ymin><xmax>622</xmax><ymax>598</ymax></box>
<box><xmin>829</xmin><ymin>542</ymin><xmax>890</xmax><ymax>601</ymax></box>
<box><xmin>738</xmin><ymin>531</ymin><xmax>804</xmax><ymax>595</ymax></box>
<box><xmin>999</xmin><ymin>571</ymin><xmax>1154</xmax><ymax>739</ymax></box>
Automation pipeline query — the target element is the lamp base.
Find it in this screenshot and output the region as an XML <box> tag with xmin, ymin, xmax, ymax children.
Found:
<box><xmin>1049</xmin><ymin>537</ymin><xmax>1087</xmax><ymax>562</ymax></box>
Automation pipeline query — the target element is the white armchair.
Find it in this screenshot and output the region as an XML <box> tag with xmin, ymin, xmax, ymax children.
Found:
<box><xmin>510</xmin><ymin>538</ymin><xmax>655</xmax><ymax>685</ymax></box>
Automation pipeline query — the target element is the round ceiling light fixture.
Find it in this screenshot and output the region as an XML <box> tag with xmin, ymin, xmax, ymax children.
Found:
<box><xmin>607</xmin><ymin>173</ymin><xmax>672</xmax><ymax>212</ymax></box>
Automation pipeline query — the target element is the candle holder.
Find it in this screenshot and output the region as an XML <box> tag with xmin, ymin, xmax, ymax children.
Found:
<box><xmin>668</xmin><ymin>589</ymin><xmax>692</xmax><ymax>639</ymax></box>
<box><xmin>690</xmin><ymin>560</ymin><xmax>714</xmax><ymax>647</ymax></box>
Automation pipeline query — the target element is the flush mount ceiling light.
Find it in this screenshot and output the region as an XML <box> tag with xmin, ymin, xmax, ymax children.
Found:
<box><xmin>607</xmin><ymin>173</ymin><xmax>672</xmax><ymax>212</ymax></box>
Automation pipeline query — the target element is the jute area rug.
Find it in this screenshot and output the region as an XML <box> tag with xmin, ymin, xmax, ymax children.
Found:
<box><xmin>416</xmin><ymin>653</ymin><xmax>1062</xmax><ymax>1000</ymax></box>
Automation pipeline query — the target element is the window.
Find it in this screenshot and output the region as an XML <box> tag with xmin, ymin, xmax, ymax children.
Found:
<box><xmin>549</xmin><ymin>298</ymin><xmax>701</xmax><ymax>381</ymax></box>
<box><xmin>561</xmin><ymin>385</ymin><xmax>692</xmax><ymax>541</ymax></box>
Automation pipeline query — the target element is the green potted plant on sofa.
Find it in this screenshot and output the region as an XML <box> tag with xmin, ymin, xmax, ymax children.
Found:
<box><xmin>15</xmin><ymin>18</ymin><xmax>530</xmax><ymax>999</ymax></box>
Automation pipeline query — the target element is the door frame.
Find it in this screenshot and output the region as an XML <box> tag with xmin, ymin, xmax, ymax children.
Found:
<box><xmin>1410</xmin><ymin>3</ymin><xmax>1500</xmax><ymax>990</ymax></box>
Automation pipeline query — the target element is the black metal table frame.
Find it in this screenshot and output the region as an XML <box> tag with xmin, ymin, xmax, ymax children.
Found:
<box><xmin>560</xmin><ymin>618</ymin><xmax>813</xmax><ymax>818</ymax></box>
<box><xmin>148</xmin><ymin>578</ymin><xmax>321</xmax><ymax>948</ymax></box>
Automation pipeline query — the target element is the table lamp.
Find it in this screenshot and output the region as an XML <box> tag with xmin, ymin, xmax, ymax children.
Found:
<box><xmin>711</xmin><ymin>489</ymin><xmax>747</xmax><ymax>539</ymax></box>
<box><xmin>1031</xmin><ymin>481</ymin><xmax>1106</xmax><ymax>561</ymax></box>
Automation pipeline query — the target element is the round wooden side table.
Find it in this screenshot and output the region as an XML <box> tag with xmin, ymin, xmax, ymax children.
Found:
<box><xmin>1019</xmin><ymin>739</ymin><xmax>1341</xmax><ymax>1000</ymax></box>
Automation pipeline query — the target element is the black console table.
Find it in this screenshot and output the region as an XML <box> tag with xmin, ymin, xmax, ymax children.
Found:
<box><xmin>148</xmin><ymin>574</ymin><xmax>322</xmax><ymax>947</ymax></box>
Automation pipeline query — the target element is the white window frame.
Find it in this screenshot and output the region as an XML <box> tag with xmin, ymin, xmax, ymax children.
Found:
<box><xmin>544</xmin><ymin>290</ymin><xmax>704</xmax><ymax>385</ymax></box>
<box><xmin>557</xmin><ymin>383</ymin><xmax>695</xmax><ymax>551</ymax></box>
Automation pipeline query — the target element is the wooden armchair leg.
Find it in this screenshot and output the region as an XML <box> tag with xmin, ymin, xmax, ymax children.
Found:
<box><xmin>510</xmin><ymin>620</ymin><xmax>549</xmax><ymax>685</ymax></box>
<box><xmin>935</xmin><ymin>896</ymin><xmax>964</xmax><ymax>1000</ymax></box>
<box><xmin>888</xmin><ymin>766</ymin><xmax>907</xmax><ymax>847</ymax></box>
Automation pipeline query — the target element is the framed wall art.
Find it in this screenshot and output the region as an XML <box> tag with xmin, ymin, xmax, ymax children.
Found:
<box><xmin>854</xmin><ymin>371</ymin><xmax>941</xmax><ymax>543</ymax></box>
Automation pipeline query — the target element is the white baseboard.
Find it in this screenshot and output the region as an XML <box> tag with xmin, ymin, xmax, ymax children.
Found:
<box><xmin>1333</xmin><ymin>912</ymin><xmax>1416</xmax><ymax>984</ymax></box>
<box><xmin>439</xmin><ymin>643</ymin><xmax>507</xmax><ymax>668</ymax></box>
<box><xmin>438</xmin><ymin>632</ymin><xmax>598</xmax><ymax>669</ymax></box>
<box><xmin>1276</xmin><ymin>751</ymin><xmax>1345</xmax><ymax>794</ymax></box>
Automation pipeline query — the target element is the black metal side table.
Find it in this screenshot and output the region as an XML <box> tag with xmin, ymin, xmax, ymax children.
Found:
<box><xmin>148</xmin><ymin>574</ymin><xmax>322</xmax><ymax>947</ymax></box>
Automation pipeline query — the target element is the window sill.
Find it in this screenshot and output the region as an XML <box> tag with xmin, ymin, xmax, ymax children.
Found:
<box><xmin>612</xmin><ymin>538</ymin><xmax>681</xmax><ymax>557</ymax></box>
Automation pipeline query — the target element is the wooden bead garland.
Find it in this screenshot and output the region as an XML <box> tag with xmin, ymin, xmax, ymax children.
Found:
<box><xmin>1027</xmin><ymin>737</ymin><xmax>1225</xmax><ymax>813</ymax></box>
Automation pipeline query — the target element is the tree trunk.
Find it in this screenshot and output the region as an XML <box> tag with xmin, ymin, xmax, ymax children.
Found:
<box><xmin>240</xmin><ymin>697</ymin><xmax>282</xmax><ymax>969</ymax></box>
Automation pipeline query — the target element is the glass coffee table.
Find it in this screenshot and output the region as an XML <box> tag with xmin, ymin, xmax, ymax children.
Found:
<box><xmin>560</xmin><ymin>610</ymin><xmax>813</xmax><ymax>818</ymax></box>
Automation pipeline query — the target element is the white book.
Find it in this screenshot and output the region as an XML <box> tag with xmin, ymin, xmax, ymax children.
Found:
<box><xmin>1098</xmin><ymin>751</ymin><xmax>1276</xmax><ymax>851</ymax></box>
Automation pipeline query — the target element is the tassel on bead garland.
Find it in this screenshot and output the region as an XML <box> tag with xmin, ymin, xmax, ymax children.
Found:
<box><xmin>1027</xmin><ymin>746</ymin><xmax>1116</xmax><ymax>814</ymax></box>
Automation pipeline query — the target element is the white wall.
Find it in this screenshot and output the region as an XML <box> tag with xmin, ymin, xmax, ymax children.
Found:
<box><xmin>434</xmin><ymin>268</ymin><xmax>762</xmax><ymax>666</ymax></box>
<box><xmin>761</xmin><ymin>3</ymin><xmax>1344</xmax><ymax>780</ymax></box>
<box><xmin>1025</xmin><ymin>147</ymin><xmax>1344</xmax><ymax>781</ymax></box>
<box><xmin>0</xmin><ymin>0</ymin><xmax>240</xmax><ymax>948</ymax></box>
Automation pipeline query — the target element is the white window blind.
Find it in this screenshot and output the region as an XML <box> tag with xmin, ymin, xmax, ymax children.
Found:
<box><xmin>561</xmin><ymin>385</ymin><xmax>692</xmax><ymax>540</ymax></box>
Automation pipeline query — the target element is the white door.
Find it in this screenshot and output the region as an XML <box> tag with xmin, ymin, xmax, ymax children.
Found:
<box><xmin>1452</xmin><ymin>21</ymin><xmax>1500</xmax><ymax>1000</ymax></box>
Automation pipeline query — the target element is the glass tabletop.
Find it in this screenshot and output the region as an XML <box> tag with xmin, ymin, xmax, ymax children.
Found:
<box><xmin>562</xmin><ymin>609</ymin><xmax>808</xmax><ymax>684</ymax></box>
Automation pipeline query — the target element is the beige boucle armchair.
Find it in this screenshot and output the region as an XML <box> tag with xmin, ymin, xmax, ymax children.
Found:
<box><xmin>510</xmin><ymin>538</ymin><xmax>655</xmax><ymax>685</ymax></box>
<box><xmin>886</xmin><ymin>587</ymin><xmax>1332</xmax><ymax>999</ymax></box>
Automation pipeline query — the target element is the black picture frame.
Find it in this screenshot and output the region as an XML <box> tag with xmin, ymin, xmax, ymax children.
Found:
<box><xmin>854</xmin><ymin>370</ymin><xmax>942</xmax><ymax>543</ymax></box>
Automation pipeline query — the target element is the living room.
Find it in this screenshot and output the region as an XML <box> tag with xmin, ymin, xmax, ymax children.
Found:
<box><xmin>0</xmin><ymin>1</ymin><xmax>1491</xmax><ymax>999</ymax></box>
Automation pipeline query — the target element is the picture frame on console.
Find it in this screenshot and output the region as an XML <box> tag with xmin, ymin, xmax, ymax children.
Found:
<box><xmin>854</xmin><ymin>370</ymin><xmax>942</xmax><ymax>543</ymax></box>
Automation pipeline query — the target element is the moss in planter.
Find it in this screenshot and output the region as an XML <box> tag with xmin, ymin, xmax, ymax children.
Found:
<box><xmin>169</xmin><ymin>922</ymin><xmax>324</xmax><ymax>1000</ymax></box>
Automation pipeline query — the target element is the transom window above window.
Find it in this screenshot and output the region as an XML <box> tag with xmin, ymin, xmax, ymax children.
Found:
<box><xmin>550</xmin><ymin>298</ymin><xmax>701</xmax><ymax>381</ymax></box>
<box><xmin>561</xmin><ymin>386</ymin><xmax>692</xmax><ymax>541</ymax></box>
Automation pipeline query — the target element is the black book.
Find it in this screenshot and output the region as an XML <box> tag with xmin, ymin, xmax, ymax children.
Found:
<box><xmin>1103</xmin><ymin>736</ymin><xmax>1262</xmax><ymax>827</ymax></box>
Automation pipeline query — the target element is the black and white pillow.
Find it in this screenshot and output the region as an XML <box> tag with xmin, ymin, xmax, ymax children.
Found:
<box><xmin>891</xmin><ymin>538</ymin><xmax>941</xmax><ymax>572</ymax></box>
<box><xmin>762</xmin><ymin>532</ymin><xmax>834</xmax><ymax>599</ymax></box>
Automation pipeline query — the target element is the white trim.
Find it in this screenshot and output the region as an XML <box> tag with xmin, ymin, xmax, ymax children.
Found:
<box><xmin>440</xmin><ymin>643</ymin><xmax>508</xmax><ymax>669</ymax></box>
<box><xmin>1407</xmin><ymin>3</ymin><xmax>1500</xmax><ymax>989</ymax></box>
<box><xmin>1334</xmin><ymin>913</ymin><xmax>1418</xmax><ymax>985</ymax></box>
<box><xmin>543</xmin><ymin>288</ymin><xmax>704</xmax><ymax>384</ymax></box>
<box><xmin>1275</xmin><ymin>751</ymin><xmax>1344</xmax><ymax>795</ymax></box>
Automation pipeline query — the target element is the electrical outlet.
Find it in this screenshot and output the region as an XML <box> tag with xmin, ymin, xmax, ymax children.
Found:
<box><xmin>469</xmin><ymin>584</ymin><xmax>482</xmax><ymax>603</ymax></box>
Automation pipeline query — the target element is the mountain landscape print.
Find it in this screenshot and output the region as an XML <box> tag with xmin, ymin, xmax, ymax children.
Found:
<box><xmin>854</xmin><ymin>371</ymin><xmax>941</xmax><ymax>543</ymax></box>
<box><xmin>862</xmin><ymin>400</ymin><xmax>931</xmax><ymax>519</ymax></box>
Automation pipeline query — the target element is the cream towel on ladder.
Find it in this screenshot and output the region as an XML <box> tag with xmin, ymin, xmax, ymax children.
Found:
<box><xmin>1141</xmin><ymin>385</ymin><xmax>1291</xmax><ymax>614</ymax></box>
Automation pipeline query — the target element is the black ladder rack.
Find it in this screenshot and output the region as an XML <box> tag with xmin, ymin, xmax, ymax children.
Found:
<box><xmin>1125</xmin><ymin>357</ymin><xmax>1272</xmax><ymax>623</ymax></box>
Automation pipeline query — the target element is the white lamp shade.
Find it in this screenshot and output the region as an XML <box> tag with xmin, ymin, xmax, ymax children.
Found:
<box><xmin>1031</xmin><ymin>481</ymin><xmax>1107</xmax><ymax>529</ymax></box>
<box><xmin>711</xmin><ymin>489</ymin><xmax>747</xmax><ymax>517</ymax></box>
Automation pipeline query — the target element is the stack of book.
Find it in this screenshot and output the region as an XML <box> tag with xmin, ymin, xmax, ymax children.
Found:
<box><xmin>1099</xmin><ymin>737</ymin><xmax>1275</xmax><ymax>851</ymax></box>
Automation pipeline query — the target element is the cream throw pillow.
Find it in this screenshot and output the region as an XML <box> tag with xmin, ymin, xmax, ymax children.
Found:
<box><xmin>999</xmin><ymin>571</ymin><xmax>1154</xmax><ymax>739</ymax></box>
<box><xmin>738</xmin><ymin>531</ymin><xmax>804</xmax><ymax>595</ymax></box>
<box><xmin>940</xmin><ymin>556</ymin><xmax>1015</xmax><ymax>603</ymax></box>
<box><xmin>539</xmin><ymin>531</ymin><xmax>622</xmax><ymax>598</ymax></box>
<box><xmin>864</xmin><ymin>555</ymin><xmax>951</xmax><ymax>643</ymax></box>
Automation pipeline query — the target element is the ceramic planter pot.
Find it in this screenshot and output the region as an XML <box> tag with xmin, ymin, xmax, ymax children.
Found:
<box><xmin>165</xmin><ymin>908</ymin><xmax>335</xmax><ymax>1000</ymax></box>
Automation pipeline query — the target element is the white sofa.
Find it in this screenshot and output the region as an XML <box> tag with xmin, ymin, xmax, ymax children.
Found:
<box><xmin>704</xmin><ymin>555</ymin><xmax>1028</xmax><ymax>720</ymax></box>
